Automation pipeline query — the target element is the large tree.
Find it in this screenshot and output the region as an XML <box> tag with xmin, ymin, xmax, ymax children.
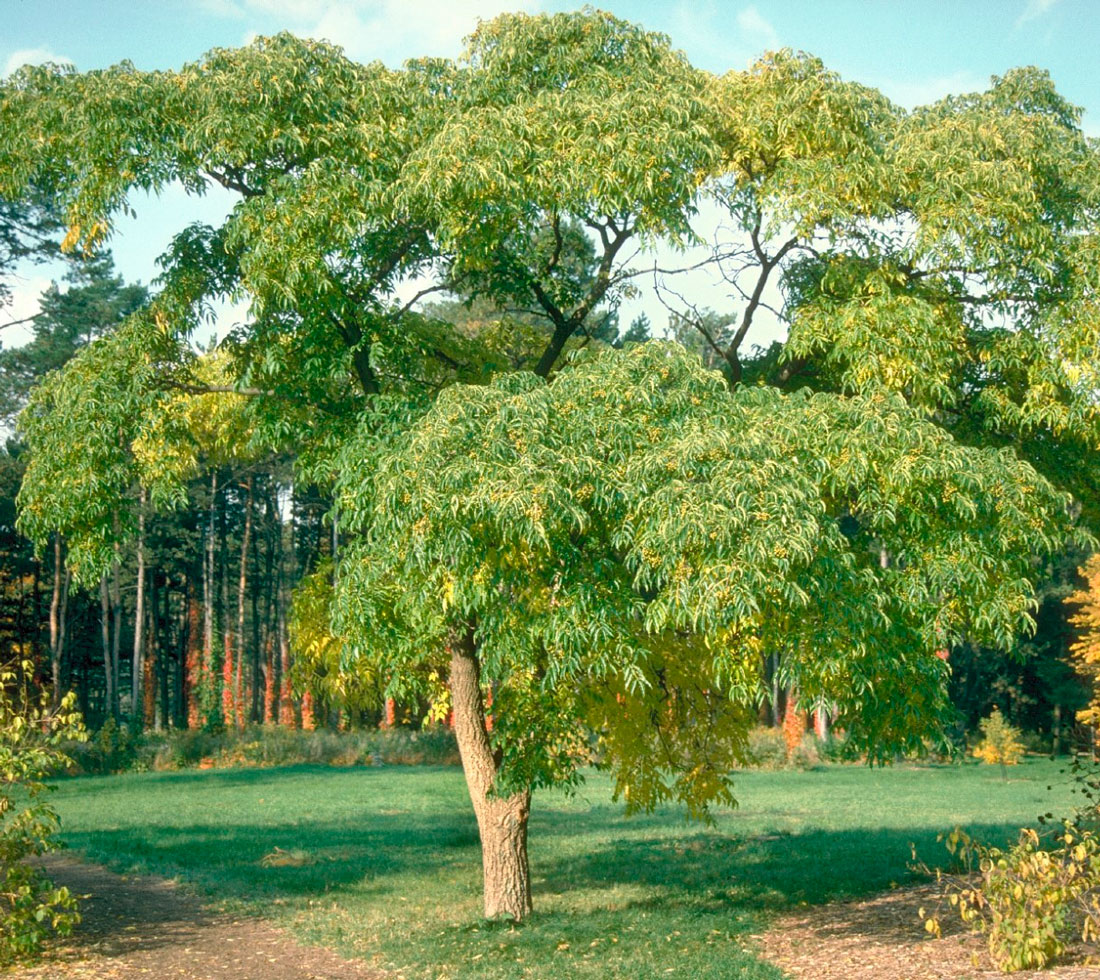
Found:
<box><xmin>1</xmin><ymin>11</ymin><xmax>1097</xmax><ymax>919</ymax></box>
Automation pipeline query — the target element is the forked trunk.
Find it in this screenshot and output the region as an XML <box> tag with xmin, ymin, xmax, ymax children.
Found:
<box><xmin>449</xmin><ymin>627</ymin><xmax>532</xmax><ymax>921</ymax></box>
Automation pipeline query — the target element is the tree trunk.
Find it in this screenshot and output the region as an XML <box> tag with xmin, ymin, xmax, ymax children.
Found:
<box><xmin>204</xmin><ymin>470</ymin><xmax>218</xmax><ymax>725</ymax></box>
<box><xmin>217</xmin><ymin>471</ymin><xmax>233</xmax><ymax>727</ymax></box>
<box><xmin>250</xmin><ymin>480</ymin><xmax>262</xmax><ymax>723</ymax></box>
<box><xmin>235</xmin><ymin>475</ymin><xmax>253</xmax><ymax>730</ymax></box>
<box><xmin>449</xmin><ymin>627</ymin><xmax>532</xmax><ymax>921</ymax></box>
<box><xmin>99</xmin><ymin>575</ymin><xmax>116</xmax><ymax>722</ymax></box>
<box><xmin>186</xmin><ymin>581</ymin><xmax>203</xmax><ymax>729</ymax></box>
<box><xmin>131</xmin><ymin>489</ymin><xmax>147</xmax><ymax>726</ymax></box>
<box><xmin>48</xmin><ymin>535</ymin><xmax>70</xmax><ymax>707</ymax></box>
<box><xmin>110</xmin><ymin>539</ymin><xmax>123</xmax><ymax>719</ymax></box>
<box><xmin>276</xmin><ymin>511</ymin><xmax>293</xmax><ymax>725</ymax></box>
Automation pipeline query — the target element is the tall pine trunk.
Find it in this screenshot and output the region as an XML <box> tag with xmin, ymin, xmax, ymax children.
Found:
<box><xmin>186</xmin><ymin>580</ymin><xmax>203</xmax><ymax>729</ymax></box>
<box><xmin>235</xmin><ymin>476</ymin><xmax>253</xmax><ymax>730</ymax></box>
<box><xmin>131</xmin><ymin>489</ymin><xmax>147</xmax><ymax>726</ymax></box>
<box><xmin>449</xmin><ymin>626</ymin><xmax>532</xmax><ymax>921</ymax></box>
<box><xmin>48</xmin><ymin>535</ymin><xmax>70</xmax><ymax>707</ymax></box>
<box><xmin>99</xmin><ymin>576</ymin><xmax>113</xmax><ymax>721</ymax></box>
<box><xmin>110</xmin><ymin>539</ymin><xmax>123</xmax><ymax>719</ymax></box>
<box><xmin>250</xmin><ymin>479</ymin><xmax>262</xmax><ymax>723</ymax></box>
<box><xmin>204</xmin><ymin>470</ymin><xmax>218</xmax><ymax>725</ymax></box>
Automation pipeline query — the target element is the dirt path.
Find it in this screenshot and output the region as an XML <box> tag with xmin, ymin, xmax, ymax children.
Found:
<box><xmin>757</xmin><ymin>881</ymin><xmax>1099</xmax><ymax>980</ymax></box>
<box><xmin>5</xmin><ymin>856</ymin><xmax>387</xmax><ymax>980</ymax></box>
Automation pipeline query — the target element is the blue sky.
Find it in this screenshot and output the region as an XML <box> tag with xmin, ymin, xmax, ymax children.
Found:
<box><xmin>2</xmin><ymin>0</ymin><xmax>1097</xmax><ymax>344</ymax></box>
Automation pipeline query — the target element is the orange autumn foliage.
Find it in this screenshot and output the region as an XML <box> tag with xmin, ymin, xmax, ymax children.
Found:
<box><xmin>1068</xmin><ymin>555</ymin><xmax>1100</xmax><ymax>725</ymax></box>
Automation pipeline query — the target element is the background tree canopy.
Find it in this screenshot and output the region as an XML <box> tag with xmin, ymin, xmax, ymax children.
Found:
<box><xmin>0</xmin><ymin>8</ymin><xmax>1097</xmax><ymax>920</ymax></box>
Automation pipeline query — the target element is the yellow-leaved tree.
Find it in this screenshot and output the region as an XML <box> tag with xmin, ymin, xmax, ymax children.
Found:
<box><xmin>1068</xmin><ymin>555</ymin><xmax>1100</xmax><ymax>726</ymax></box>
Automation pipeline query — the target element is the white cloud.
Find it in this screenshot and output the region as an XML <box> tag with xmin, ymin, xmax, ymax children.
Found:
<box><xmin>736</xmin><ymin>5</ymin><xmax>779</xmax><ymax>51</ymax></box>
<box><xmin>3</xmin><ymin>47</ymin><xmax>73</xmax><ymax>78</ymax></box>
<box><xmin>231</xmin><ymin>0</ymin><xmax>539</xmax><ymax>64</ymax></box>
<box><xmin>1015</xmin><ymin>0</ymin><xmax>1058</xmax><ymax>28</ymax></box>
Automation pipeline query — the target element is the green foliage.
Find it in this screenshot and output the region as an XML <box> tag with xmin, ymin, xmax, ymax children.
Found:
<box><xmin>15</xmin><ymin>315</ymin><xmax>168</xmax><ymax>582</ymax></box>
<box><xmin>973</xmin><ymin>708</ymin><xmax>1026</xmax><ymax>775</ymax></box>
<box><xmin>288</xmin><ymin>561</ymin><xmax>382</xmax><ymax>716</ymax></box>
<box><xmin>0</xmin><ymin>661</ymin><xmax>84</xmax><ymax>965</ymax></box>
<box><xmin>69</xmin><ymin>717</ymin><xmax>141</xmax><ymax>775</ymax></box>
<box><xmin>923</xmin><ymin>824</ymin><xmax>1100</xmax><ymax>971</ymax></box>
<box><xmin>336</xmin><ymin>341</ymin><xmax>1080</xmax><ymax>812</ymax></box>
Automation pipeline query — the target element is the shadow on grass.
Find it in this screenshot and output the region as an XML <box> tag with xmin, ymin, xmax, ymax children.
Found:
<box><xmin>534</xmin><ymin>822</ymin><xmax>1023</xmax><ymax>913</ymax></box>
<box><xmin>63</xmin><ymin>808</ymin><xmax>481</xmax><ymax>900</ymax></box>
<box><xmin>64</xmin><ymin>798</ymin><xmax>1023</xmax><ymax>917</ymax></box>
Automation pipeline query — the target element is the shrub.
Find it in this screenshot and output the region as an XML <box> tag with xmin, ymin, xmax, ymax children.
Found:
<box><xmin>921</xmin><ymin>823</ymin><xmax>1100</xmax><ymax>971</ymax></box>
<box><xmin>815</xmin><ymin>730</ymin><xmax>852</xmax><ymax>763</ymax></box>
<box><xmin>973</xmin><ymin>708</ymin><xmax>1025</xmax><ymax>779</ymax></box>
<box><xmin>743</xmin><ymin>727</ymin><xmax>823</xmax><ymax>769</ymax></box>
<box><xmin>745</xmin><ymin>726</ymin><xmax>788</xmax><ymax>768</ymax></box>
<box><xmin>0</xmin><ymin>661</ymin><xmax>85</xmax><ymax>965</ymax></box>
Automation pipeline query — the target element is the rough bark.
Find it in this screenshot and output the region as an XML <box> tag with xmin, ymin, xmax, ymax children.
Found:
<box><xmin>449</xmin><ymin>627</ymin><xmax>532</xmax><ymax>921</ymax></box>
<box><xmin>250</xmin><ymin>481</ymin><xmax>262</xmax><ymax>723</ymax></box>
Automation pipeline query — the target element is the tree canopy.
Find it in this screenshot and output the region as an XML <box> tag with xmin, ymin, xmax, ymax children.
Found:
<box><xmin>336</xmin><ymin>342</ymin><xmax>1080</xmax><ymax>806</ymax></box>
<box><xmin>1</xmin><ymin>8</ymin><xmax>1098</xmax><ymax>919</ymax></box>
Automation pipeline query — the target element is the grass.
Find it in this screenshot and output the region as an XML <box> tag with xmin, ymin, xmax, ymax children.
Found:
<box><xmin>47</xmin><ymin>758</ymin><xmax>1078</xmax><ymax>979</ymax></box>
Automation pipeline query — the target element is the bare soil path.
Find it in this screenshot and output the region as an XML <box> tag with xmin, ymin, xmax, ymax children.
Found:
<box><xmin>758</xmin><ymin>881</ymin><xmax>1099</xmax><ymax>980</ymax></box>
<box><xmin>4</xmin><ymin>856</ymin><xmax>387</xmax><ymax>980</ymax></box>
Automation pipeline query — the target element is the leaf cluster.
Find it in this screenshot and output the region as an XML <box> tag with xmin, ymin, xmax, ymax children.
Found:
<box><xmin>334</xmin><ymin>342</ymin><xmax>1081</xmax><ymax>808</ymax></box>
<box><xmin>0</xmin><ymin>661</ymin><xmax>85</xmax><ymax>965</ymax></box>
<box><xmin>921</xmin><ymin>824</ymin><xmax>1100</xmax><ymax>971</ymax></box>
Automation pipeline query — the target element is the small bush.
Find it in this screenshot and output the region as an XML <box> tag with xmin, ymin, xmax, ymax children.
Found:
<box><xmin>973</xmin><ymin>708</ymin><xmax>1025</xmax><ymax>778</ymax></box>
<box><xmin>745</xmin><ymin>726</ymin><xmax>788</xmax><ymax>768</ymax></box>
<box><xmin>743</xmin><ymin>727</ymin><xmax>823</xmax><ymax>769</ymax></box>
<box><xmin>0</xmin><ymin>661</ymin><xmax>85</xmax><ymax>965</ymax></box>
<box><xmin>921</xmin><ymin>824</ymin><xmax>1100</xmax><ymax>971</ymax></box>
<box><xmin>66</xmin><ymin>717</ymin><xmax>140</xmax><ymax>774</ymax></box>
<box><xmin>815</xmin><ymin>731</ymin><xmax>852</xmax><ymax>763</ymax></box>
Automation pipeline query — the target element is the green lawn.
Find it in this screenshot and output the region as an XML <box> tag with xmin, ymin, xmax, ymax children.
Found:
<box><xmin>48</xmin><ymin>759</ymin><xmax>1076</xmax><ymax>979</ymax></box>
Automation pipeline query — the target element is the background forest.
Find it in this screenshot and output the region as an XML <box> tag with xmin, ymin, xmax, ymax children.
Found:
<box><xmin>0</xmin><ymin>231</ymin><xmax>1094</xmax><ymax>756</ymax></box>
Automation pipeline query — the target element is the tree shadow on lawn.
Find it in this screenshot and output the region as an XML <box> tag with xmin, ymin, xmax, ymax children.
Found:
<box><xmin>533</xmin><ymin>822</ymin><xmax>1025</xmax><ymax>915</ymax></box>
<box><xmin>62</xmin><ymin>809</ymin><xmax>481</xmax><ymax>901</ymax></box>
